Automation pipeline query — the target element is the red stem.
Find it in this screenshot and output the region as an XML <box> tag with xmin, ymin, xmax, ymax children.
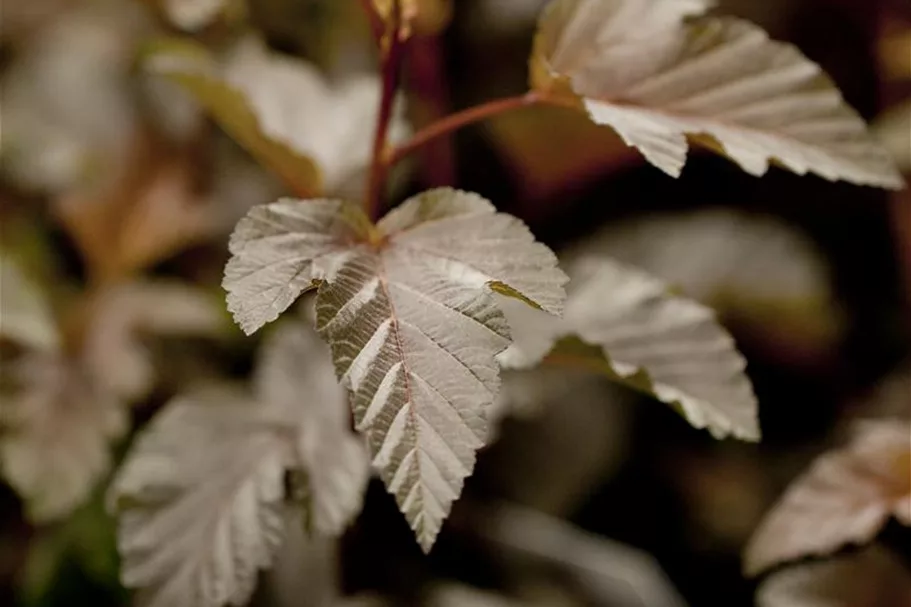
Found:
<box><xmin>365</xmin><ymin>3</ymin><xmax>406</xmax><ymax>220</ymax></box>
<box><xmin>384</xmin><ymin>91</ymin><xmax>576</xmax><ymax>168</ymax></box>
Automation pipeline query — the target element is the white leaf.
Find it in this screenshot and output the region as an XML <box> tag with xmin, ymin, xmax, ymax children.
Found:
<box><xmin>109</xmin><ymin>387</ymin><xmax>292</xmax><ymax>607</ymax></box>
<box><xmin>222</xmin><ymin>37</ymin><xmax>411</xmax><ymax>198</ymax></box>
<box><xmin>532</xmin><ymin>0</ymin><xmax>902</xmax><ymax>188</ymax></box>
<box><xmin>744</xmin><ymin>419</ymin><xmax>911</xmax><ymax>576</ymax></box>
<box><xmin>756</xmin><ymin>546</ymin><xmax>911</xmax><ymax>607</ymax></box>
<box><xmin>1</xmin><ymin>352</ymin><xmax>127</xmax><ymax>522</ymax></box>
<box><xmin>0</xmin><ymin>255</ymin><xmax>60</xmax><ymax>351</ymax></box>
<box><xmin>500</xmin><ymin>257</ymin><xmax>759</xmax><ymax>440</ymax></box>
<box><xmin>164</xmin><ymin>0</ymin><xmax>226</xmax><ymax>31</ymax></box>
<box><xmin>225</xmin><ymin>187</ymin><xmax>567</xmax><ymax>551</ymax></box>
<box><xmin>83</xmin><ymin>281</ymin><xmax>225</xmax><ymax>401</ymax></box>
<box><xmin>255</xmin><ymin>320</ymin><xmax>370</xmax><ymax>536</ymax></box>
<box><xmin>481</xmin><ymin>502</ymin><xmax>689</xmax><ymax>607</ymax></box>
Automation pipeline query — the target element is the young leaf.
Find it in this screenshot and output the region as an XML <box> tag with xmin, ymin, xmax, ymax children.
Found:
<box><xmin>500</xmin><ymin>257</ymin><xmax>759</xmax><ymax>441</ymax></box>
<box><xmin>224</xmin><ymin>188</ymin><xmax>567</xmax><ymax>550</ymax></box>
<box><xmin>0</xmin><ymin>255</ymin><xmax>59</xmax><ymax>351</ymax></box>
<box><xmin>110</xmin><ymin>320</ymin><xmax>369</xmax><ymax>607</ymax></box>
<box><xmin>756</xmin><ymin>546</ymin><xmax>911</xmax><ymax>607</ymax></box>
<box><xmin>743</xmin><ymin>419</ymin><xmax>911</xmax><ymax>576</ymax></box>
<box><xmin>531</xmin><ymin>0</ymin><xmax>903</xmax><ymax>188</ymax></box>
<box><xmin>1</xmin><ymin>353</ymin><xmax>127</xmax><ymax>522</ymax></box>
<box><xmin>109</xmin><ymin>387</ymin><xmax>292</xmax><ymax>607</ymax></box>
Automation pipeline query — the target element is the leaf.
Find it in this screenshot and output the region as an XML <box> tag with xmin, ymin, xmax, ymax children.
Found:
<box><xmin>0</xmin><ymin>352</ymin><xmax>127</xmax><ymax>522</ymax></box>
<box><xmin>743</xmin><ymin>419</ymin><xmax>911</xmax><ymax>577</ymax></box>
<box><xmin>756</xmin><ymin>546</ymin><xmax>911</xmax><ymax>607</ymax></box>
<box><xmin>163</xmin><ymin>0</ymin><xmax>227</xmax><ymax>31</ymax></box>
<box><xmin>480</xmin><ymin>502</ymin><xmax>689</xmax><ymax>607</ymax></box>
<box><xmin>531</xmin><ymin>0</ymin><xmax>903</xmax><ymax>188</ymax></box>
<box><xmin>254</xmin><ymin>319</ymin><xmax>370</xmax><ymax>535</ymax></box>
<box><xmin>0</xmin><ymin>255</ymin><xmax>60</xmax><ymax>351</ymax></box>
<box><xmin>145</xmin><ymin>38</ymin><xmax>322</xmax><ymax>198</ymax></box>
<box><xmin>224</xmin><ymin>187</ymin><xmax>567</xmax><ymax>550</ymax></box>
<box><xmin>81</xmin><ymin>281</ymin><xmax>226</xmax><ymax>401</ymax></box>
<box><xmin>500</xmin><ymin>257</ymin><xmax>759</xmax><ymax>441</ymax></box>
<box><xmin>110</xmin><ymin>320</ymin><xmax>369</xmax><ymax>607</ymax></box>
<box><xmin>426</xmin><ymin>584</ymin><xmax>526</xmax><ymax>607</ymax></box>
<box><xmin>109</xmin><ymin>387</ymin><xmax>291</xmax><ymax>607</ymax></box>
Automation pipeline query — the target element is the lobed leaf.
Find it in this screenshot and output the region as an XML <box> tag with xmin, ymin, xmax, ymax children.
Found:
<box><xmin>500</xmin><ymin>257</ymin><xmax>759</xmax><ymax>441</ymax></box>
<box><xmin>224</xmin><ymin>188</ymin><xmax>567</xmax><ymax>550</ymax></box>
<box><xmin>531</xmin><ymin>0</ymin><xmax>903</xmax><ymax>188</ymax></box>
<box><xmin>0</xmin><ymin>255</ymin><xmax>59</xmax><ymax>352</ymax></box>
<box><xmin>744</xmin><ymin>419</ymin><xmax>911</xmax><ymax>576</ymax></box>
<box><xmin>109</xmin><ymin>320</ymin><xmax>370</xmax><ymax>607</ymax></box>
<box><xmin>1</xmin><ymin>353</ymin><xmax>127</xmax><ymax>522</ymax></box>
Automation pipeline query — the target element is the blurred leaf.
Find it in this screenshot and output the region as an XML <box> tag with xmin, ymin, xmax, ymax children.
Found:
<box><xmin>499</xmin><ymin>256</ymin><xmax>759</xmax><ymax>440</ymax></box>
<box><xmin>873</xmin><ymin>101</ymin><xmax>911</xmax><ymax>173</ymax></box>
<box><xmin>744</xmin><ymin>419</ymin><xmax>911</xmax><ymax>576</ymax></box>
<box><xmin>109</xmin><ymin>319</ymin><xmax>369</xmax><ymax>607</ymax></box>
<box><xmin>426</xmin><ymin>583</ymin><xmax>527</xmax><ymax>607</ymax></box>
<box><xmin>53</xmin><ymin>136</ymin><xmax>224</xmax><ymax>281</ymax></box>
<box><xmin>0</xmin><ymin>352</ymin><xmax>128</xmax><ymax>522</ymax></box>
<box><xmin>530</xmin><ymin>0</ymin><xmax>902</xmax><ymax>188</ymax></box>
<box><xmin>486</xmin><ymin>106</ymin><xmax>638</xmax><ymax>202</ymax></box>
<box><xmin>756</xmin><ymin>546</ymin><xmax>911</xmax><ymax>607</ymax></box>
<box><xmin>0</xmin><ymin>254</ymin><xmax>60</xmax><ymax>352</ymax></box>
<box><xmin>566</xmin><ymin>208</ymin><xmax>842</xmax><ymax>361</ymax></box>
<box><xmin>479</xmin><ymin>502</ymin><xmax>689</xmax><ymax>607</ymax></box>
<box><xmin>145</xmin><ymin>37</ymin><xmax>322</xmax><ymax>198</ymax></box>
<box><xmin>162</xmin><ymin>0</ymin><xmax>228</xmax><ymax>31</ymax></box>
<box><xmin>224</xmin><ymin>188</ymin><xmax>566</xmax><ymax>551</ymax></box>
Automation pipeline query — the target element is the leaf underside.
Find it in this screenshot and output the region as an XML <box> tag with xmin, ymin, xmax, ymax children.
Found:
<box><xmin>533</xmin><ymin>0</ymin><xmax>902</xmax><ymax>188</ymax></box>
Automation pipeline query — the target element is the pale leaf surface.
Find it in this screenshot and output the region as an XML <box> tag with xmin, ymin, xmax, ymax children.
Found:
<box><xmin>756</xmin><ymin>546</ymin><xmax>911</xmax><ymax>607</ymax></box>
<box><xmin>0</xmin><ymin>255</ymin><xmax>60</xmax><ymax>351</ymax></box>
<box><xmin>532</xmin><ymin>0</ymin><xmax>902</xmax><ymax>188</ymax></box>
<box><xmin>164</xmin><ymin>0</ymin><xmax>226</xmax><ymax>31</ymax></box>
<box><xmin>1</xmin><ymin>352</ymin><xmax>127</xmax><ymax>522</ymax></box>
<box><xmin>83</xmin><ymin>281</ymin><xmax>225</xmax><ymax>401</ymax></box>
<box><xmin>109</xmin><ymin>387</ymin><xmax>291</xmax><ymax>607</ymax></box>
<box><xmin>226</xmin><ymin>188</ymin><xmax>567</xmax><ymax>550</ymax></box>
<box><xmin>500</xmin><ymin>257</ymin><xmax>759</xmax><ymax>440</ymax></box>
<box><xmin>744</xmin><ymin>419</ymin><xmax>911</xmax><ymax>576</ymax></box>
<box><xmin>222</xmin><ymin>37</ymin><xmax>410</xmax><ymax>198</ymax></box>
<box><xmin>315</xmin><ymin>189</ymin><xmax>565</xmax><ymax>551</ymax></box>
<box><xmin>255</xmin><ymin>320</ymin><xmax>369</xmax><ymax>535</ymax></box>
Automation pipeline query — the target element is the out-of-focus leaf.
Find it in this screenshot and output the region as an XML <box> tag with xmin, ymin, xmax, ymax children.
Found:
<box><xmin>224</xmin><ymin>187</ymin><xmax>566</xmax><ymax>551</ymax></box>
<box><xmin>486</xmin><ymin>106</ymin><xmax>639</xmax><ymax>203</ymax></box>
<box><xmin>530</xmin><ymin>0</ymin><xmax>902</xmax><ymax>188</ymax></box>
<box><xmin>53</xmin><ymin>138</ymin><xmax>224</xmax><ymax>280</ymax></box>
<box><xmin>0</xmin><ymin>0</ymin><xmax>149</xmax><ymax>194</ymax></box>
<box><xmin>426</xmin><ymin>583</ymin><xmax>527</xmax><ymax>607</ymax></box>
<box><xmin>254</xmin><ymin>320</ymin><xmax>370</xmax><ymax>535</ymax></box>
<box><xmin>145</xmin><ymin>37</ymin><xmax>322</xmax><ymax>198</ymax></box>
<box><xmin>756</xmin><ymin>546</ymin><xmax>911</xmax><ymax>607</ymax></box>
<box><xmin>109</xmin><ymin>387</ymin><xmax>291</xmax><ymax>607</ymax></box>
<box><xmin>82</xmin><ymin>281</ymin><xmax>226</xmax><ymax>402</ymax></box>
<box><xmin>500</xmin><ymin>257</ymin><xmax>759</xmax><ymax>441</ymax></box>
<box><xmin>110</xmin><ymin>319</ymin><xmax>369</xmax><ymax>607</ymax></box>
<box><xmin>0</xmin><ymin>255</ymin><xmax>60</xmax><ymax>351</ymax></box>
<box><xmin>873</xmin><ymin>101</ymin><xmax>911</xmax><ymax>173</ymax></box>
<box><xmin>566</xmin><ymin>208</ymin><xmax>841</xmax><ymax>357</ymax></box>
<box><xmin>744</xmin><ymin>419</ymin><xmax>911</xmax><ymax>576</ymax></box>
<box><xmin>163</xmin><ymin>0</ymin><xmax>227</xmax><ymax>31</ymax></box>
<box><xmin>478</xmin><ymin>502</ymin><xmax>689</xmax><ymax>607</ymax></box>
<box><xmin>1</xmin><ymin>352</ymin><xmax>128</xmax><ymax>522</ymax></box>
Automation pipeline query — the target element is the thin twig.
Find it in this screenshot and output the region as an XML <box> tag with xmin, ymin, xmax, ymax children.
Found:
<box><xmin>384</xmin><ymin>91</ymin><xmax>577</xmax><ymax>168</ymax></box>
<box><xmin>364</xmin><ymin>1</ymin><xmax>406</xmax><ymax>220</ymax></box>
